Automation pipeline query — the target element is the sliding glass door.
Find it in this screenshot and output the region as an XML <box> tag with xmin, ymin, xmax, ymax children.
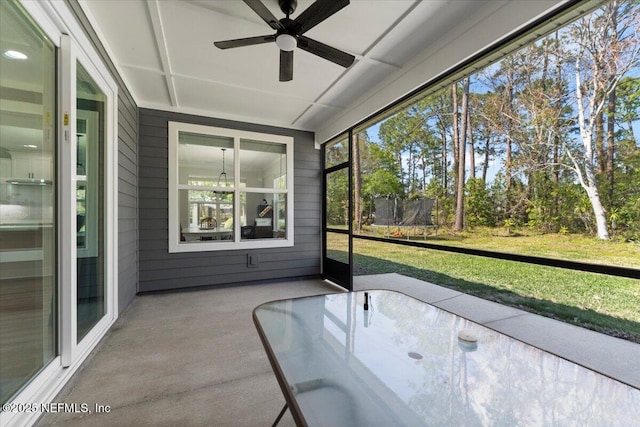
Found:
<box><xmin>0</xmin><ymin>0</ymin><xmax>57</xmax><ymax>405</ymax></box>
<box><xmin>0</xmin><ymin>1</ymin><xmax>118</xmax><ymax>416</ymax></box>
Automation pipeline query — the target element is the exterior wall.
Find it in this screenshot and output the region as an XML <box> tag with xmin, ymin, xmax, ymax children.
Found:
<box><xmin>138</xmin><ymin>108</ymin><xmax>321</xmax><ymax>292</ymax></box>
<box><xmin>65</xmin><ymin>0</ymin><xmax>139</xmax><ymax>311</ymax></box>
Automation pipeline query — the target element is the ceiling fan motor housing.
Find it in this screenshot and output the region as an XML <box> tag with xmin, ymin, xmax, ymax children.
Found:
<box><xmin>277</xmin><ymin>17</ymin><xmax>293</xmax><ymax>33</ymax></box>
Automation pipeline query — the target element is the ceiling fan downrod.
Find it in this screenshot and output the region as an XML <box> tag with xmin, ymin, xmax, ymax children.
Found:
<box><xmin>278</xmin><ymin>0</ymin><xmax>297</xmax><ymax>17</ymax></box>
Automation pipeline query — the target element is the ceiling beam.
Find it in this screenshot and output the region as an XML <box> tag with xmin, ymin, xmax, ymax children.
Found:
<box><xmin>167</xmin><ymin>71</ymin><xmax>345</xmax><ymax>111</ymax></box>
<box><xmin>353</xmin><ymin>55</ymin><xmax>402</xmax><ymax>71</ymax></box>
<box><xmin>146</xmin><ymin>0</ymin><xmax>178</xmax><ymax>107</ymax></box>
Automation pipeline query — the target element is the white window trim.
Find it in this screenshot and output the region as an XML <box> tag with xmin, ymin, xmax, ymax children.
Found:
<box><xmin>168</xmin><ymin>122</ymin><xmax>294</xmax><ymax>253</ymax></box>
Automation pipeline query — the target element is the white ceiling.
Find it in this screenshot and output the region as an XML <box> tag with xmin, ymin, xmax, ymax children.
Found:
<box><xmin>76</xmin><ymin>0</ymin><xmax>485</xmax><ymax>130</ymax></box>
<box><xmin>78</xmin><ymin>0</ymin><xmax>565</xmax><ymax>137</ymax></box>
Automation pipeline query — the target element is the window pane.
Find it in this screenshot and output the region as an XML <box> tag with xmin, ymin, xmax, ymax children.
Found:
<box><xmin>240</xmin><ymin>192</ymin><xmax>287</xmax><ymax>240</ymax></box>
<box><xmin>240</xmin><ymin>139</ymin><xmax>286</xmax><ymax>189</ymax></box>
<box><xmin>179</xmin><ymin>132</ymin><xmax>234</xmax><ymax>187</ymax></box>
<box><xmin>327</xmin><ymin>232</ymin><xmax>349</xmax><ymax>263</ymax></box>
<box><xmin>76</xmin><ymin>62</ymin><xmax>107</xmax><ymax>342</ymax></box>
<box><xmin>179</xmin><ymin>189</ymin><xmax>234</xmax><ymax>242</ymax></box>
<box><xmin>326</xmin><ymin>168</ymin><xmax>349</xmax><ymax>229</ymax></box>
<box><xmin>0</xmin><ymin>0</ymin><xmax>56</xmax><ymax>404</ymax></box>
<box><xmin>324</xmin><ymin>136</ymin><xmax>349</xmax><ymax>168</ymax></box>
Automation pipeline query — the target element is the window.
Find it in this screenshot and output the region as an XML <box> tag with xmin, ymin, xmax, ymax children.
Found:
<box><xmin>168</xmin><ymin>122</ymin><xmax>294</xmax><ymax>252</ymax></box>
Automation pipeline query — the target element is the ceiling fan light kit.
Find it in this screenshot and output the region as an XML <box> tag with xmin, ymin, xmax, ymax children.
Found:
<box><xmin>275</xmin><ymin>34</ymin><xmax>296</xmax><ymax>52</ymax></box>
<box><xmin>214</xmin><ymin>0</ymin><xmax>355</xmax><ymax>82</ymax></box>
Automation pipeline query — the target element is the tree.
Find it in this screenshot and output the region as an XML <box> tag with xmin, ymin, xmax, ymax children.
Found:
<box><xmin>355</xmin><ymin>135</ymin><xmax>404</xmax><ymax>224</ymax></box>
<box><xmin>615</xmin><ymin>76</ymin><xmax>640</xmax><ymax>145</ymax></box>
<box><xmin>378</xmin><ymin>111</ymin><xmax>415</xmax><ymax>193</ymax></box>
<box><xmin>480</xmin><ymin>56</ymin><xmax>527</xmax><ymax>220</ymax></box>
<box><xmin>564</xmin><ymin>1</ymin><xmax>640</xmax><ymax>239</ymax></box>
<box><xmin>465</xmin><ymin>178</ymin><xmax>495</xmax><ymax>227</ymax></box>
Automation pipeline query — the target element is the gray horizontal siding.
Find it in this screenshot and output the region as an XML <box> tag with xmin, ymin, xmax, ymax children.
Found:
<box><xmin>138</xmin><ymin>108</ymin><xmax>321</xmax><ymax>292</ymax></box>
<box><xmin>66</xmin><ymin>0</ymin><xmax>138</xmax><ymax>312</ymax></box>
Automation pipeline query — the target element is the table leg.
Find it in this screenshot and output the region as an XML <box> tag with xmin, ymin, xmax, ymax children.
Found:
<box><xmin>272</xmin><ymin>403</ymin><xmax>288</xmax><ymax>427</ymax></box>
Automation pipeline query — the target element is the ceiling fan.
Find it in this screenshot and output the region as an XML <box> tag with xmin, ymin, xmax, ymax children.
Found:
<box><xmin>214</xmin><ymin>0</ymin><xmax>355</xmax><ymax>82</ymax></box>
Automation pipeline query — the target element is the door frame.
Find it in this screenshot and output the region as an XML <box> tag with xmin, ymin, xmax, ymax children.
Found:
<box><xmin>59</xmin><ymin>32</ymin><xmax>118</xmax><ymax>367</ymax></box>
<box><xmin>321</xmin><ymin>131</ymin><xmax>352</xmax><ymax>291</ymax></box>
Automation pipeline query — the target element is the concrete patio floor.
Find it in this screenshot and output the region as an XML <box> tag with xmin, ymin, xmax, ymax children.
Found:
<box><xmin>37</xmin><ymin>274</ymin><xmax>640</xmax><ymax>426</ymax></box>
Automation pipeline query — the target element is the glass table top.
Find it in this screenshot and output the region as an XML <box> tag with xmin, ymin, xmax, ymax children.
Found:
<box><xmin>253</xmin><ymin>290</ymin><xmax>640</xmax><ymax>426</ymax></box>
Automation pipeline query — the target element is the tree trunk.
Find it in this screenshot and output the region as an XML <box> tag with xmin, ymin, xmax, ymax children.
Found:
<box><xmin>575</xmin><ymin>65</ymin><xmax>609</xmax><ymax>240</ymax></box>
<box><xmin>553</xmin><ymin>33</ymin><xmax>562</xmax><ymax>219</ymax></box>
<box><xmin>627</xmin><ymin>118</ymin><xmax>638</xmax><ymax>146</ymax></box>
<box><xmin>352</xmin><ymin>134</ymin><xmax>362</xmax><ymax>233</ymax></box>
<box><xmin>423</xmin><ymin>152</ymin><xmax>428</xmax><ymax>193</ymax></box>
<box><xmin>468</xmin><ymin>108</ymin><xmax>475</xmax><ymax>179</ymax></box>
<box><xmin>606</xmin><ymin>3</ymin><xmax>618</xmax><ymax>210</ymax></box>
<box><xmin>441</xmin><ymin>122</ymin><xmax>448</xmax><ymax>192</ymax></box>
<box><xmin>553</xmin><ymin>134</ymin><xmax>560</xmax><ymax>219</ymax></box>
<box><xmin>454</xmin><ymin>78</ymin><xmax>470</xmax><ymax>231</ymax></box>
<box><xmin>397</xmin><ymin>151</ymin><xmax>403</xmax><ymax>191</ymax></box>
<box><xmin>504</xmin><ymin>71</ymin><xmax>514</xmax><ymax>217</ymax></box>
<box><xmin>585</xmin><ymin>160</ymin><xmax>610</xmax><ymax>240</ymax></box>
<box><xmin>452</xmin><ymin>83</ymin><xmax>460</xmax><ymax>227</ymax></box>
<box><xmin>606</xmin><ymin>90</ymin><xmax>616</xmax><ymax>209</ymax></box>
<box><xmin>595</xmin><ymin>110</ymin><xmax>606</xmax><ymax>174</ymax></box>
<box><xmin>452</xmin><ymin>83</ymin><xmax>460</xmax><ymax>190</ymax></box>
<box><xmin>482</xmin><ymin>137</ymin><xmax>490</xmax><ymax>182</ymax></box>
<box><xmin>408</xmin><ymin>144</ymin><xmax>414</xmax><ymax>194</ymax></box>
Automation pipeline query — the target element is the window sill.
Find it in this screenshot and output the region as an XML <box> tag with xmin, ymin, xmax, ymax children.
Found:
<box><xmin>168</xmin><ymin>238</ymin><xmax>294</xmax><ymax>253</ymax></box>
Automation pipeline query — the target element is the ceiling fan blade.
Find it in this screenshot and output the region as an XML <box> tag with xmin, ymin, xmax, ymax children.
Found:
<box><xmin>290</xmin><ymin>0</ymin><xmax>349</xmax><ymax>35</ymax></box>
<box><xmin>243</xmin><ymin>0</ymin><xmax>284</xmax><ymax>30</ymax></box>
<box><xmin>298</xmin><ymin>36</ymin><xmax>355</xmax><ymax>68</ymax></box>
<box><xmin>214</xmin><ymin>35</ymin><xmax>275</xmax><ymax>49</ymax></box>
<box><xmin>280</xmin><ymin>50</ymin><xmax>293</xmax><ymax>82</ymax></box>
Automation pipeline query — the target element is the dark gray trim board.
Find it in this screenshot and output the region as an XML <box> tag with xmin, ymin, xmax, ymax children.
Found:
<box><xmin>138</xmin><ymin>108</ymin><xmax>321</xmax><ymax>292</ymax></box>
<box><xmin>65</xmin><ymin>0</ymin><xmax>139</xmax><ymax>312</ymax></box>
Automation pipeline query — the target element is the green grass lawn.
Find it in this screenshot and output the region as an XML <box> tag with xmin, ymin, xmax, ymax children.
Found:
<box><xmin>328</xmin><ymin>232</ymin><xmax>640</xmax><ymax>343</ymax></box>
<box><xmin>360</xmin><ymin>226</ymin><xmax>640</xmax><ymax>269</ymax></box>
